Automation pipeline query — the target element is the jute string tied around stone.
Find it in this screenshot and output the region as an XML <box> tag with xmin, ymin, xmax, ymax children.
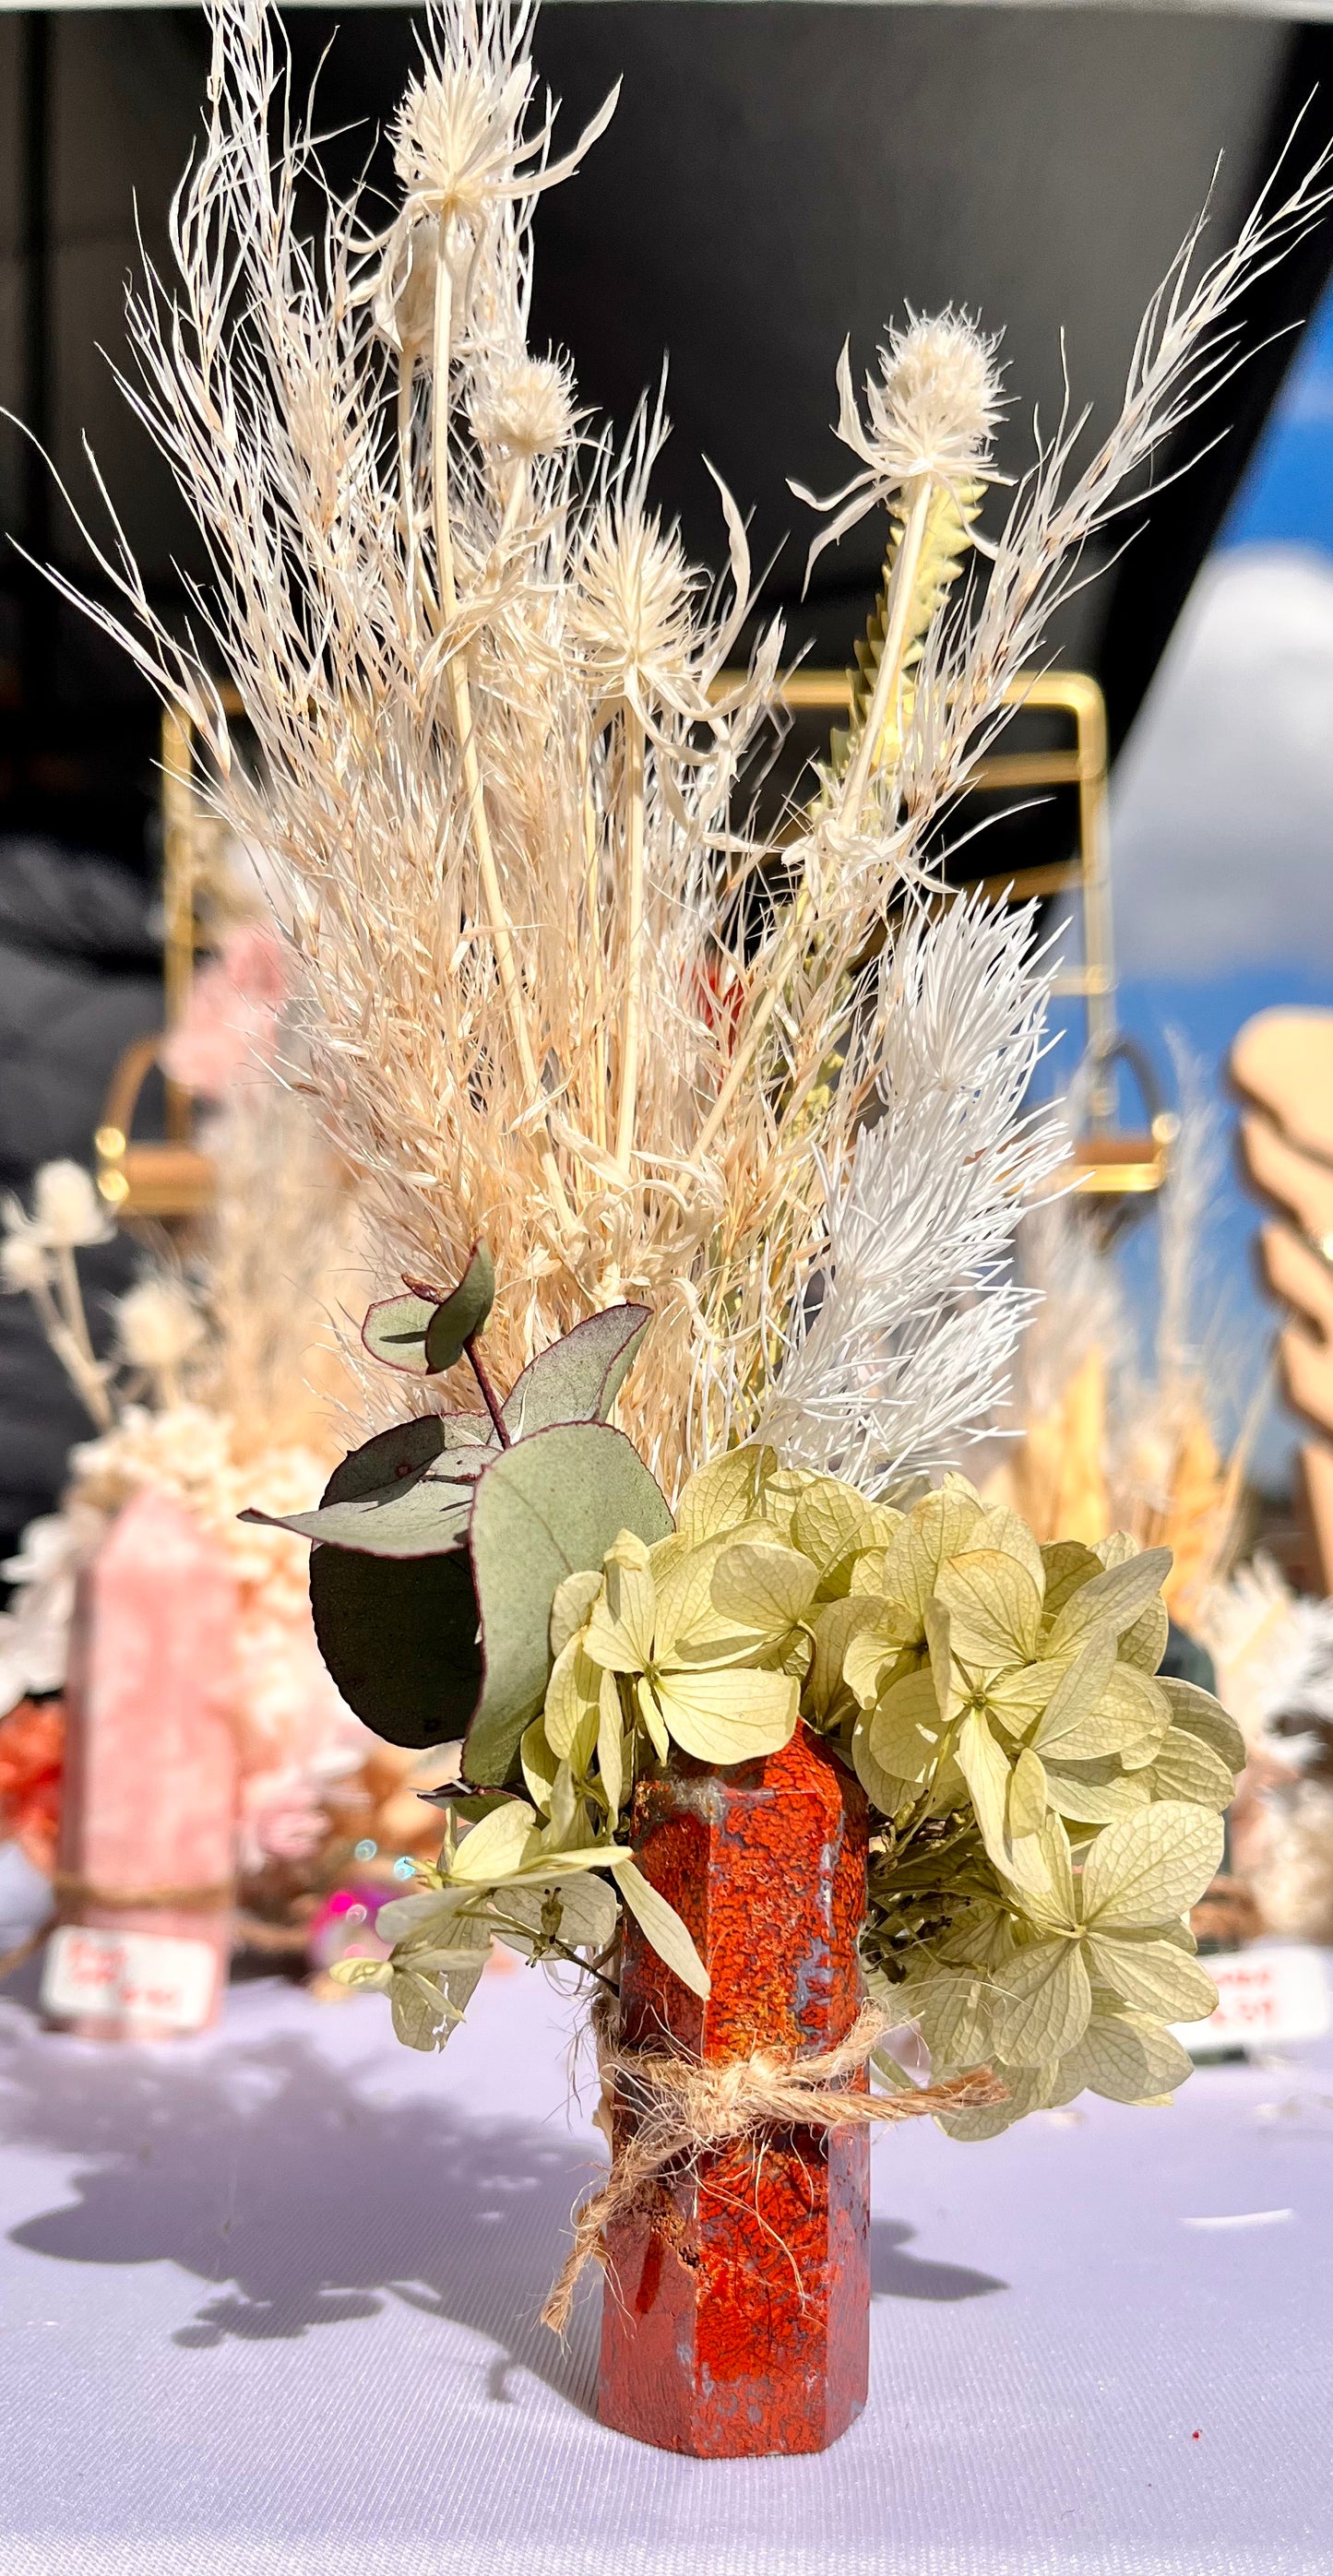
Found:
<box><xmin>541</xmin><ymin>2000</ymin><xmax>1004</xmax><ymax>2333</ymax></box>
<box><xmin>0</xmin><ymin>1877</ymin><xmax>237</xmax><ymax>1987</ymax></box>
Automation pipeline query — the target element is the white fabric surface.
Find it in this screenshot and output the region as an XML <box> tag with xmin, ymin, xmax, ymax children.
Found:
<box><xmin>1</xmin><ymin>1949</ymin><xmax>1331</xmax><ymax>2575</ymax></box>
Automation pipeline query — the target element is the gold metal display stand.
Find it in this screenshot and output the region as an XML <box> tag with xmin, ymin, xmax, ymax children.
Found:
<box><xmin>97</xmin><ymin>666</ymin><xmax>1163</xmax><ymax>1220</ymax></box>
<box><xmin>94</xmin><ymin>700</ymin><xmax>237</xmax><ymax>1222</ymax></box>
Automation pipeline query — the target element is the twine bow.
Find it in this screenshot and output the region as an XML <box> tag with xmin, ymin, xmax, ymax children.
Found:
<box><xmin>541</xmin><ymin>2000</ymin><xmax>1004</xmax><ymax>2333</ymax></box>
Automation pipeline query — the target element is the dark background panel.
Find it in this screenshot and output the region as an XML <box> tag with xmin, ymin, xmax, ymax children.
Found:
<box><xmin>1</xmin><ymin>5</ymin><xmax>1327</xmax><ymax>853</ymax></box>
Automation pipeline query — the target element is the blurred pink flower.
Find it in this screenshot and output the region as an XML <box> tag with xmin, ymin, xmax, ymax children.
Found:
<box><xmin>161</xmin><ymin>925</ymin><xmax>291</xmax><ymax>1100</ymax></box>
<box><xmin>240</xmin><ymin>1764</ymin><xmax>327</xmax><ymax>1868</ymax></box>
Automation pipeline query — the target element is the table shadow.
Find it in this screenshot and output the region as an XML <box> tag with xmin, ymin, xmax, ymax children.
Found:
<box><xmin>870</xmin><ymin>2218</ymin><xmax>1005</xmax><ymax>2303</ymax></box>
<box><xmin>0</xmin><ymin>1997</ymin><xmax>1005</xmax><ymax>2424</ymax></box>
<box><xmin>0</xmin><ymin>2007</ymin><xmax>603</xmax><ymax>2416</ymax></box>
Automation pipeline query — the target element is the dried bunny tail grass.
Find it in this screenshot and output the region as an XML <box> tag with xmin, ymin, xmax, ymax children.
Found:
<box><xmin>23</xmin><ymin>0</ymin><xmax>1333</xmax><ymax>1498</ymax></box>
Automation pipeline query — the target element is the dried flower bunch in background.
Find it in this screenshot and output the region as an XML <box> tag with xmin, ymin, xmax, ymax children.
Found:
<box><xmin>992</xmin><ymin>1039</ymin><xmax>1256</xmax><ymax>1619</ymax></box>
<box><xmin>0</xmin><ymin>945</ymin><xmax>383</xmax><ymax>1890</ymax></box>
<box><xmin>41</xmin><ymin>0</ymin><xmax>1331</xmax><ymax>2120</ymax></box>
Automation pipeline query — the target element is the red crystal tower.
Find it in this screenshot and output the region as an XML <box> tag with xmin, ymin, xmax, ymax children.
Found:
<box><xmin>599</xmin><ymin>1722</ymin><xmax>870</xmax><ymax>2456</ymax></box>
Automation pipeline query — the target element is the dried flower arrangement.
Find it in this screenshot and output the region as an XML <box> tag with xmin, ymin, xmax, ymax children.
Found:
<box><xmin>1196</xmin><ymin>1554</ymin><xmax>1333</xmax><ymax>1943</ymax></box>
<box><xmin>992</xmin><ymin>1041</ymin><xmax>1256</xmax><ymax>1620</ymax></box>
<box><xmin>35</xmin><ymin>0</ymin><xmax>1328</xmax><ymax>2449</ymax></box>
<box><xmin>0</xmin><ymin>1052</ymin><xmax>387</xmax><ymax>1905</ymax></box>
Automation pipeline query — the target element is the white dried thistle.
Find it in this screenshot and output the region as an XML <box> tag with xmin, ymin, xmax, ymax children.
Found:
<box><xmin>794</xmin><ymin>307</ymin><xmax>1006</xmax><ymax>577</ymax></box>
<box><xmin>0</xmin><ymin>1229</ymin><xmax>52</xmax><ymax>1298</ymax></box>
<box><xmin>31</xmin><ymin>0</ymin><xmax>1333</xmax><ymax>1499</ymax></box>
<box><xmin>28</xmin><ymin>1160</ymin><xmax>113</xmax><ymax>1252</ymax></box>
<box><xmin>470</xmin><ymin>350</ymin><xmax>576</xmax><ymax>459</ymax></box>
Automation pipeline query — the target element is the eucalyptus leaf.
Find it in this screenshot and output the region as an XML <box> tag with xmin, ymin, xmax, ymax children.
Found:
<box><xmin>362</xmin><ymin>1291</ymin><xmax>438</xmax><ymax>1375</ymax></box>
<box><xmin>502</xmin><ymin>1303</ymin><xmax>652</xmax><ymax>1439</ymax></box>
<box><xmin>423</xmin><ymin>1243</ymin><xmax>496</xmax><ymax>1373</ymax></box>
<box><xmin>250</xmin><ymin>1473</ymin><xmax>474</xmax><ymax>1559</ymax></box>
<box><xmin>464</xmin><ymin>1421</ymin><xmax>672</xmax><ymax>1785</ymax></box>
<box><xmin>311</xmin><ymin>1541</ymin><xmax>482</xmax><ymax>1750</ymax></box>
<box><xmin>250</xmin><ymin>1413</ymin><xmax>445</xmax><ymax>1511</ymax></box>
<box><xmin>241</xmin><ymin>1401</ymin><xmax>484</xmax><ymax>1555</ymax></box>
<box><xmin>242</xmin><ymin>1413</ymin><xmax>495</xmax><ymax>1551</ymax></box>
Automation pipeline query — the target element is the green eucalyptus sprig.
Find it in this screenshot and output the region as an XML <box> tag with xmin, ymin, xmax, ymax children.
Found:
<box><xmin>243</xmin><ymin>1243</ymin><xmax>668</xmax><ymax>1774</ymax></box>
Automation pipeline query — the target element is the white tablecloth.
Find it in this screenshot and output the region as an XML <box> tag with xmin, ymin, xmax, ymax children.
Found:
<box><xmin>1</xmin><ymin>1944</ymin><xmax>1330</xmax><ymax>2575</ymax></box>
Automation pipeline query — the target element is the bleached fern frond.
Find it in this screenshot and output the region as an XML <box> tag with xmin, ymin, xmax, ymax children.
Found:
<box><xmin>758</xmin><ymin>895</ymin><xmax>1067</xmax><ymax>1490</ymax></box>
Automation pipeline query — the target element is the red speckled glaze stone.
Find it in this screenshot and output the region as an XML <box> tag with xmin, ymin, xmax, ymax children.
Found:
<box><xmin>598</xmin><ymin>1721</ymin><xmax>870</xmax><ymax>2457</ymax></box>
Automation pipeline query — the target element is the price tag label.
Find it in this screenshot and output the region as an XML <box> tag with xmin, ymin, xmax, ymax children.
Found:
<box><xmin>1175</xmin><ymin>1942</ymin><xmax>1329</xmax><ymax>2054</ymax></box>
<box><xmin>42</xmin><ymin>1925</ymin><xmax>220</xmax><ymax>2035</ymax></box>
